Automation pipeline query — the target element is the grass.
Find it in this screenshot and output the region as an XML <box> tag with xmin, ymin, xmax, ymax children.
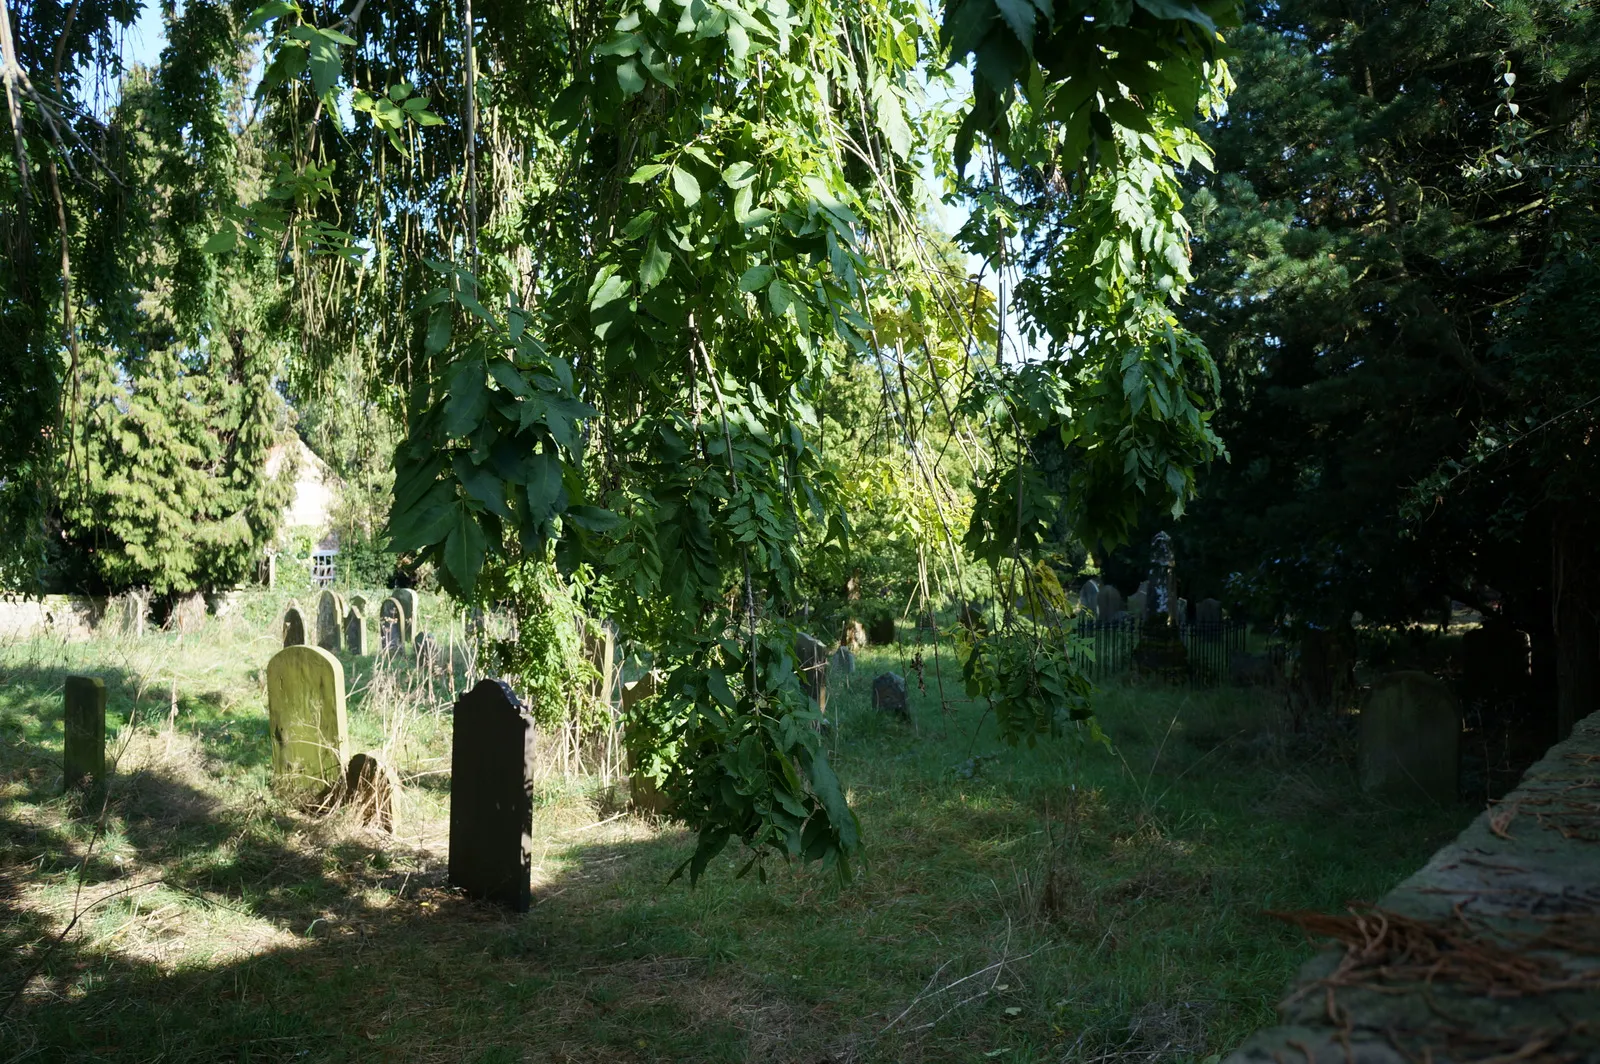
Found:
<box><xmin>0</xmin><ymin>597</ymin><xmax>1475</xmax><ymax>1063</ymax></box>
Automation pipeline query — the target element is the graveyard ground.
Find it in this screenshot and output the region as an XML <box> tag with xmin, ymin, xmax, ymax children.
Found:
<box><xmin>0</xmin><ymin>597</ymin><xmax>1474</xmax><ymax>1063</ymax></box>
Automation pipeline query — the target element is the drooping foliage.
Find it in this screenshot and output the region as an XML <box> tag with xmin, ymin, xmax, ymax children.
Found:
<box><xmin>9</xmin><ymin>0</ymin><xmax>1243</xmax><ymax>874</ymax></box>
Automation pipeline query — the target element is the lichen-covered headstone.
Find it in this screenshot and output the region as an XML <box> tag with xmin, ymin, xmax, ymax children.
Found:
<box><xmin>282</xmin><ymin>602</ymin><xmax>307</xmax><ymax>647</ymax></box>
<box><xmin>315</xmin><ymin>590</ymin><xmax>342</xmax><ymax>652</ymax></box>
<box><xmin>344</xmin><ymin>606</ymin><xmax>368</xmax><ymax>656</ymax></box>
<box><xmin>101</xmin><ymin>591</ymin><xmax>148</xmax><ymax>638</ymax></box>
<box><xmin>1361</xmin><ymin>671</ymin><xmax>1460</xmax><ymax>804</ymax></box>
<box><xmin>872</xmin><ymin>672</ymin><xmax>909</xmax><ymax>720</ymax></box>
<box><xmin>829</xmin><ymin>646</ymin><xmax>856</xmax><ymax>678</ymax></box>
<box><xmin>378</xmin><ymin>597</ymin><xmax>405</xmax><ymax>655</ymax></box>
<box><xmin>796</xmin><ymin>632</ymin><xmax>829</xmax><ymax>715</ymax></box>
<box><xmin>64</xmin><ymin>675</ymin><xmax>106</xmax><ymax>795</ymax></box>
<box><xmin>394</xmin><ymin>588</ymin><xmax>419</xmax><ymax>635</ymax></box>
<box><xmin>449</xmin><ymin>679</ymin><xmax>536</xmax><ymax>911</ymax></box>
<box><xmin>266</xmin><ymin>645</ymin><xmax>349</xmax><ymax>794</ymax></box>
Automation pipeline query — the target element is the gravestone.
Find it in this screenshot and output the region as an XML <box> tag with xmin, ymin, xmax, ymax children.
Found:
<box><xmin>378</xmin><ymin>597</ymin><xmax>405</xmax><ymax>655</ymax></box>
<box><xmin>344</xmin><ymin>606</ymin><xmax>368</xmax><ymax>656</ymax></box>
<box><xmin>840</xmin><ymin>619</ymin><xmax>867</xmax><ymax>650</ymax></box>
<box><xmin>623</xmin><ymin>672</ymin><xmax>670</xmax><ymax>815</ymax></box>
<box><xmin>449</xmin><ymin>679</ymin><xmax>536</xmax><ymax>911</ymax></box>
<box><xmin>168</xmin><ymin>591</ymin><xmax>207</xmax><ymax>633</ymax></box>
<box><xmin>1098</xmin><ymin>584</ymin><xmax>1123</xmax><ymax>622</ymax></box>
<box><xmin>796</xmin><ymin>633</ymin><xmax>829</xmax><ymax>715</ymax></box>
<box><xmin>315</xmin><ymin>590</ymin><xmax>342</xmax><ymax>652</ymax></box>
<box><xmin>414</xmin><ymin>631</ymin><xmax>440</xmax><ymax>673</ymax></box>
<box><xmin>349</xmin><ymin>593</ymin><xmax>369</xmax><ymax>617</ymax></box>
<box><xmin>829</xmin><ymin>646</ymin><xmax>856</xmax><ymax>678</ymax></box>
<box><xmin>1195</xmin><ymin>598</ymin><xmax>1223</xmax><ymax>628</ymax></box>
<box><xmin>63</xmin><ymin>676</ymin><xmax>106</xmax><ymax>795</ymax></box>
<box><xmin>867</xmin><ymin>615</ymin><xmax>896</xmax><ymax>645</ymax></box>
<box><xmin>1360</xmin><ymin>671</ymin><xmax>1460</xmax><ymax>804</ymax></box>
<box><xmin>324</xmin><ymin>751</ymin><xmax>399</xmax><ymax>832</ymax></box>
<box><xmin>1079</xmin><ymin>578</ymin><xmax>1100</xmax><ymax>618</ymax></box>
<box><xmin>871</xmin><ymin>672</ymin><xmax>909</xmax><ymax>720</ymax></box>
<box><xmin>394</xmin><ymin>589</ymin><xmax>420</xmax><ymax>635</ymax></box>
<box><xmin>282</xmin><ymin>602</ymin><xmax>307</xmax><ymax>647</ymax></box>
<box><xmin>1176</xmin><ymin>597</ymin><xmax>1189</xmax><ymax>625</ymax></box>
<box><xmin>266</xmin><ymin>645</ymin><xmax>349</xmax><ymax>793</ymax></box>
<box><xmin>1126</xmin><ymin>590</ymin><xmax>1148</xmax><ymax>620</ymax></box>
<box><xmin>1148</xmin><ymin>531</ymin><xmax>1177</xmax><ymax>623</ymax></box>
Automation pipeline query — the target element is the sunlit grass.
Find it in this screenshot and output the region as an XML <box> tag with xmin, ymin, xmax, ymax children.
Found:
<box><xmin>0</xmin><ymin>603</ymin><xmax>1473</xmax><ymax>1062</ymax></box>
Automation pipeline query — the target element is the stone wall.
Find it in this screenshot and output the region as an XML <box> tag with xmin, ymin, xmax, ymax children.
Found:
<box><xmin>0</xmin><ymin>596</ymin><xmax>102</xmax><ymax>640</ymax></box>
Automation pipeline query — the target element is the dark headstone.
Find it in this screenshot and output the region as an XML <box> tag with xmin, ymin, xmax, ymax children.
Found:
<box><xmin>871</xmin><ymin>672</ymin><xmax>909</xmax><ymax>720</ymax></box>
<box><xmin>796</xmin><ymin>633</ymin><xmax>829</xmax><ymax>714</ymax></box>
<box><xmin>1078</xmin><ymin>579</ymin><xmax>1100</xmax><ymax>618</ymax></box>
<box><xmin>1361</xmin><ymin>671</ymin><xmax>1460</xmax><ymax>804</ymax></box>
<box><xmin>64</xmin><ymin>676</ymin><xmax>106</xmax><ymax>795</ymax></box>
<box><xmin>282</xmin><ymin>603</ymin><xmax>307</xmax><ymax>647</ymax></box>
<box><xmin>1148</xmin><ymin>531</ymin><xmax>1176</xmax><ymax>623</ymax></box>
<box><xmin>1126</xmin><ymin>590</ymin><xmax>1148</xmax><ymax>620</ymax></box>
<box><xmin>1195</xmin><ymin>598</ymin><xmax>1222</xmax><ymax>627</ymax></box>
<box><xmin>449</xmin><ymin>679</ymin><xmax>537</xmax><ymax>911</ymax></box>
<box><xmin>867</xmin><ymin>615</ymin><xmax>896</xmax><ymax>646</ymax></box>
<box><xmin>344</xmin><ymin>606</ymin><xmax>368</xmax><ymax>656</ymax></box>
<box><xmin>379</xmin><ymin>597</ymin><xmax>405</xmax><ymax>654</ymax></box>
<box><xmin>829</xmin><ymin>646</ymin><xmax>856</xmax><ymax>677</ymax></box>
<box><xmin>1098</xmin><ymin>584</ymin><xmax>1123</xmax><ymax>622</ymax></box>
<box><xmin>316</xmin><ymin>590</ymin><xmax>342</xmax><ymax>653</ymax></box>
<box><xmin>394</xmin><ymin>589</ymin><xmax>420</xmax><ymax>634</ymax></box>
<box><xmin>321</xmin><ymin>751</ymin><xmax>399</xmax><ymax>832</ymax></box>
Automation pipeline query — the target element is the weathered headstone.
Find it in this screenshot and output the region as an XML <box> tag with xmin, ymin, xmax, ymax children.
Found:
<box><xmin>394</xmin><ymin>588</ymin><xmax>420</xmax><ymax>635</ymax></box>
<box><xmin>1126</xmin><ymin>590</ymin><xmax>1148</xmax><ymax>620</ymax></box>
<box><xmin>840</xmin><ymin>618</ymin><xmax>867</xmax><ymax>650</ymax></box>
<box><xmin>871</xmin><ymin>672</ymin><xmax>909</xmax><ymax>720</ymax></box>
<box><xmin>796</xmin><ymin>633</ymin><xmax>829</xmax><ymax>715</ymax></box>
<box><xmin>266</xmin><ymin>645</ymin><xmax>349</xmax><ymax>793</ymax></box>
<box><xmin>378</xmin><ymin>597</ymin><xmax>405</xmax><ymax>655</ymax></box>
<box><xmin>1195</xmin><ymin>598</ymin><xmax>1223</xmax><ymax>628</ymax></box>
<box><xmin>449</xmin><ymin>679</ymin><xmax>536</xmax><ymax>911</ymax></box>
<box><xmin>1148</xmin><ymin>530</ymin><xmax>1177</xmax><ymax>623</ymax></box>
<box><xmin>1098</xmin><ymin>584</ymin><xmax>1123</xmax><ymax>622</ymax></box>
<box><xmin>867</xmin><ymin>615</ymin><xmax>896</xmax><ymax>646</ymax></box>
<box><xmin>168</xmin><ymin>591</ymin><xmax>207</xmax><ymax>633</ymax></box>
<box><xmin>315</xmin><ymin>589</ymin><xmax>343</xmax><ymax>652</ymax></box>
<box><xmin>282</xmin><ymin>602</ymin><xmax>307</xmax><ymax>647</ymax></box>
<box><xmin>1079</xmin><ymin>578</ymin><xmax>1100</xmax><ymax>618</ymax></box>
<box><xmin>829</xmin><ymin>646</ymin><xmax>856</xmax><ymax>678</ymax></box>
<box><xmin>1360</xmin><ymin>671</ymin><xmax>1460</xmax><ymax>804</ymax></box>
<box><xmin>344</xmin><ymin>606</ymin><xmax>368</xmax><ymax>656</ymax></box>
<box><xmin>323</xmin><ymin>751</ymin><xmax>399</xmax><ymax>832</ymax></box>
<box><xmin>63</xmin><ymin>676</ymin><xmax>106</xmax><ymax>795</ymax></box>
<box><xmin>414</xmin><ymin>631</ymin><xmax>440</xmax><ymax>673</ymax></box>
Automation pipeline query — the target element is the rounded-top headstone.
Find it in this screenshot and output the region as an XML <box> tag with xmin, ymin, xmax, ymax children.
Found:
<box><xmin>344</xmin><ymin>606</ymin><xmax>369</xmax><ymax>657</ymax></box>
<box><xmin>394</xmin><ymin>588</ymin><xmax>420</xmax><ymax>631</ymax></box>
<box><xmin>871</xmin><ymin>672</ymin><xmax>909</xmax><ymax>720</ymax></box>
<box><xmin>1360</xmin><ymin>671</ymin><xmax>1460</xmax><ymax>804</ymax></box>
<box><xmin>316</xmin><ymin>589</ymin><xmax>342</xmax><ymax>653</ymax></box>
<box><xmin>266</xmin><ymin>645</ymin><xmax>349</xmax><ymax>793</ymax></box>
<box><xmin>1098</xmin><ymin>584</ymin><xmax>1124</xmax><ymax>622</ymax></box>
<box><xmin>378</xmin><ymin>597</ymin><xmax>406</xmax><ymax>654</ymax></box>
<box><xmin>1079</xmin><ymin>578</ymin><xmax>1100</xmax><ymax>618</ymax></box>
<box><xmin>282</xmin><ymin>603</ymin><xmax>307</xmax><ymax>647</ymax></box>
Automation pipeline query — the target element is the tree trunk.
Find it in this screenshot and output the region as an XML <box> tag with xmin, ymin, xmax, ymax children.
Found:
<box><xmin>1552</xmin><ymin>516</ymin><xmax>1600</xmax><ymax>740</ymax></box>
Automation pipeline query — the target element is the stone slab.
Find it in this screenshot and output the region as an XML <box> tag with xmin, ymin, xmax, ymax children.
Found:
<box><xmin>449</xmin><ymin>679</ymin><xmax>536</xmax><ymax>911</ymax></box>
<box><xmin>63</xmin><ymin>675</ymin><xmax>106</xmax><ymax>794</ymax></box>
<box><xmin>266</xmin><ymin>645</ymin><xmax>349</xmax><ymax>793</ymax></box>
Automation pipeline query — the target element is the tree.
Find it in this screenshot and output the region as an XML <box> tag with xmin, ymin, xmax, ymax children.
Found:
<box><xmin>1179</xmin><ymin>0</ymin><xmax>1600</xmax><ymax>733</ymax></box>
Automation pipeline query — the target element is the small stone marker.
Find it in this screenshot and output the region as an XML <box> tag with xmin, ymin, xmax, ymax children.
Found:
<box><xmin>344</xmin><ymin>606</ymin><xmax>368</xmax><ymax>656</ymax></box>
<box><xmin>796</xmin><ymin>633</ymin><xmax>829</xmax><ymax>715</ymax></box>
<box><xmin>449</xmin><ymin>679</ymin><xmax>536</xmax><ymax>911</ymax></box>
<box><xmin>867</xmin><ymin>615</ymin><xmax>896</xmax><ymax>645</ymax></box>
<box><xmin>829</xmin><ymin>646</ymin><xmax>856</xmax><ymax>678</ymax></box>
<box><xmin>315</xmin><ymin>590</ymin><xmax>342</xmax><ymax>652</ymax></box>
<box><xmin>63</xmin><ymin>676</ymin><xmax>106</xmax><ymax>794</ymax></box>
<box><xmin>322</xmin><ymin>751</ymin><xmax>399</xmax><ymax>832</ymax></box>
<box><xmin>1195</xmin><ymin>598</ymin><xmax>1222</xmax><ymax>628</ymax></box>
<box><xmin>266</xmin><ymin>645</ymin><xmax>349</xmax><ymax>794</ymax></box>
<box><xmin>282</xmin><ymin>602</ymin><xmax>307</xmax><ymax>647</ymax></box>
<box><xmin>1361</xmin><ymin>671</ymin><xmax>1460</xmax><ymax>804</ymax></box>
<box><xmin>394</xmin><ymin>588</ymin><xmax>420</xmax><ymax>634</ymax></box>
<box><xmin>379</xmin><ymin>597</ymin><xmax>405</xmax><ymax>654</ymax></box>
<box><xmin>871</xmin><ymin>672</ymin><xmax>909</xmax><ymax>720</ymax></box>
<box><xmin>1097</xmin><ymin>584</ymin><xmax>1123</xmax><ymax>622</ymax></box>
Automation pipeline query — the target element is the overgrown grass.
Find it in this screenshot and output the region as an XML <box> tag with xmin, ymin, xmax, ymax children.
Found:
<box><xmin>0</xmin><ymin>603</ymin><xmax>1474</xmax><ymax>1063</ymax></box>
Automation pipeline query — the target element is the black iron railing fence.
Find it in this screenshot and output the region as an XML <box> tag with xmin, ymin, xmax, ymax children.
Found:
<box><xmin>1067</xmin><ymin>617</ymin><xmax>1250</xmax><ymax>686</ymax></box>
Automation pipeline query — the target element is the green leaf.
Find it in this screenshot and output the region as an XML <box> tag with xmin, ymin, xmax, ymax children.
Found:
<box><xmin>739</xmin><ymin>264</ymin><xmax>775</xmax><ymax>292</ymax></box>
<box><xmin>443</xmin><ymin>508</ymin><xmax>488</xmax><ymax>593</ymax></box>
<box><xmin>707</xmin><ymin>669</ymin><xmax>736</xmax><ymax>709</ymax></box>
<box><xmin>244</xmin><ymin>0</ymin><xmax>295</xmax><ymax>33</ymax></box>
<box><xmin>670</xmin><ymin>166</ymin><xmax>701</xmax><ymax>206</ymax></box>
<box><xmin>629</xmin><ymin>163</ymin><xmax>669</xmax><ymax>184</ymax></box>
<box><xmin>640</xmin><ymin>235</ymin><xmax>671</xmax><ymax>291</ymax></box>
<box><xmin>566</xmin><ymin>505</ymin><xmax>624</xmax><ymax>533</ymax></box>
<box><xmin>768</xmin><ymin>278</ymin><xmax>795</xmax><ymax>318</ymax></box>
<box><xmin>443</xmin><ymin>360</ymin><xmax>489</xmax><ymax>438</ymax></box>
<box><xmin>454</xmin><ymin>454</ymin><xmax>512</xmax><ymax>520</ymax></box>
<box><xmin>723</xmin><ymin>161</ymin><xmax>758</xmax><ymax>189</ymax></box>
<box><xmin>200</xmin><ymin>228</ymin><xmax>237</xmax><ymax>254</ymax></box>
<box><xmin>621</xmin><ymin>208</ymin><xmax>657</xmax><ymax>239</ymax></box>
<box><xmin>424</xmin><ymin>308</ymin><xmax>452</xmax><ymax>356</ymax></box>
<box><xmin>1131</xmin><ymin>0</ymin><xmax>1216</xmax><ymax>32</ymax></box>
<box><xmin>616</xmin><ymin>59</ymin><xmax>646</xmax><ymax>95</ymax></box>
